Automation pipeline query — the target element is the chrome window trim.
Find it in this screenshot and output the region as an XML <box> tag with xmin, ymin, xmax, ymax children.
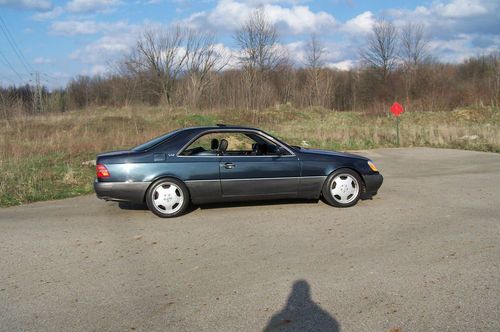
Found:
<box><xmin>184</xmin><ymin>176</ymin><xmax>326</xmax><ymax>183</ymax></box>
<box><xmin>176</xmin><ymin>129</ymin><xmax>297</xmax><ymax>158</ymax></box>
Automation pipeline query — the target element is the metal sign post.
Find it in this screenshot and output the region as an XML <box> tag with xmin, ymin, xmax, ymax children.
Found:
<box><xmin>390</xmin><ymin>102</ymin><xmax>404</xmax><ymax>146</ymax></box>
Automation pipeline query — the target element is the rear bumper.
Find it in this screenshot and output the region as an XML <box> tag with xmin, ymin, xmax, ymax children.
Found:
<box><xmin>94</xmin><ymin>179</ymin><xmax>150</xmax><ymax>203</ymax></box>
<box><xmin>362</xmin><ymin>173</ymin><xmax>383</xmax><ymax>195</ymax></box>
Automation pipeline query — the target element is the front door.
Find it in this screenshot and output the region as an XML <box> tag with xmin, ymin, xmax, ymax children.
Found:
<box><xmin>219</xmin><ymin>155</ymin><xmax>300</xmax><ymax>197</ymax></box>
<box><xmin>218</xmin><ymin>132</ymin><xmax>300</xmax><ymax>197</ymax></box>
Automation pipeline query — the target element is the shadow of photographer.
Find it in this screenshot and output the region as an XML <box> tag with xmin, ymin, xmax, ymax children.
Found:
<box><xmin>263</xmin><ymin>280</ymin><xmax>340</xmax><ymax>332</ymax></box>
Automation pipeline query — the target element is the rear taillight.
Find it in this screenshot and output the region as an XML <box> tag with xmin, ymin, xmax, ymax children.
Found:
<box><xmin>96</xmin><ymin>164</ymin><xmax>110</xmax><ymax>178</ymax></box>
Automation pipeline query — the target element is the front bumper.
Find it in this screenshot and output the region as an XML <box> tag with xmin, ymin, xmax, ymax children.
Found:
<box><xmin>362</xmin><ymin>173</ymin><xmax>383</xmax><ymax>195</ymax></box>
<box><xmin>94</xmin><ymin>179</ymin><xmax>151</xmax><ymax>203</ymax></box>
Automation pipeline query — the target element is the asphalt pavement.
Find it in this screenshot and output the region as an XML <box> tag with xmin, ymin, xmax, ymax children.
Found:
<box><xmin>1</xmin><ymin>147</ymin><xmax>499</xmax><ymax>331</ymax></box>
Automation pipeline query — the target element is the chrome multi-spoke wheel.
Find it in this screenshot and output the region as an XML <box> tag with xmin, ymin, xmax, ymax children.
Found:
<box><xmin>330</xmin><ymin>173</ymin><xmax>359</xmax><ymax>204</ymax></box>
<box><xmin>322</xmin><ymin>168</ymin><xmax>363</xmax><ymax>207</ymax></box>
<box><xmin>153</xmin><ymin>182</ymin><xmax>183</xmax><ymax>214</ymax></box>
<box><xmin>146</xmin><ymin>178</ymin><xmax>189</xmax><ymax>218</ymax></box>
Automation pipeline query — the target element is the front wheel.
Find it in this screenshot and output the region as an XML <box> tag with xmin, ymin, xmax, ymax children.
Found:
<box><xmin>146</xmin><ymin>178</ymin><xmax>190</xmax><ymax>218</ymax></box>
<box><xmin>322</xmin><ymin>169</ymin><xmax>363</xmax><ymax>208</ymax></box>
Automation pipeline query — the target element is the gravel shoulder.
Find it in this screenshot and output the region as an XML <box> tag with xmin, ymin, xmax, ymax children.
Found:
<box><xmin>1</xmin><ymin>147</ymin><xmax>499</xmax><ymax>331</ymax></box>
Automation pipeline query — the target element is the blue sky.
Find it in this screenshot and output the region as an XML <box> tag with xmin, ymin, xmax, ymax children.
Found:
<box><xmin>0</xmin><ymin>0</ymin><xmax>499</xmax><ymax>88</ymax></box>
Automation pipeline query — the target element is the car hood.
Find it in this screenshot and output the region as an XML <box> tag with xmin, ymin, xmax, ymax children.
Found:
<box><xmin>298</xmin><ymin>148</ymin><xmax>369</xmax><ymax>161</ymax></box>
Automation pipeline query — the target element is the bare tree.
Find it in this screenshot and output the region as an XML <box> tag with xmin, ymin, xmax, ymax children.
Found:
<box><xmin>305</xmin><ymin>33</ymin><xmax>325</xmax><ymax>71</ymax></box>
<box><xmin>234</xmin><ymin>8</ymin><xmax>287</xmax><ymax>110</ymax></box>
<box><xmin>304</xmin><ymin>33</ymin><xmax>326</xmax><ymax>106</ymax></box>
<box><xmin>110</xmin><ymin>59</ymin><xmax>139</xmax><ymax>107</ymax></box>
<box><xmin>399</xmin><ymin>23</ymin><xmax>429</xmax><ymax>67</ymax></box>
<box><xmin>234</xmin><ymin>8</ymin><xmax>286</xmax><ymax>73</ymax></box>
<box><xmin>129</xmin><ymin>25</ymin><xmax>189</xmax><ymax>105</ymax></box>
<box><xmin>184</xmin><ymin>30</ymin><xmax>227</xmax><ymax>108</ymax></box>
<box><xmin>360</xmin><ymin>19</ymin><xmax>398</xmax><ymax>82</ymax></box>
<box><xmin>398</xmin><ymin>23</ymin><xmax>430</xmax><ymax>107</ymax></box>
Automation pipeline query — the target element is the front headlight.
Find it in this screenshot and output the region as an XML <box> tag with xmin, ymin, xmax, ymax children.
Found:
<box><xmin>367</xmin><ymin>161</ymin><xmax>378</xmax><ymax>172</ymax></box>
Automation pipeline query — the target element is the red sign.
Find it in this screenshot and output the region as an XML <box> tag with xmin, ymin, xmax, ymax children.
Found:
<box><xmin>390</xmin><ymin>102</ymin><xmax>404</xmax><ymax>117</ymax></box>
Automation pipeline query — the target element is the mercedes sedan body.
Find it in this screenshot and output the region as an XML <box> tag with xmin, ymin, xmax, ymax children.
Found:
<box><xmin>94</xmin><ymin>125</ymin><xmax>383</xmax><ymax>217</ymax></box>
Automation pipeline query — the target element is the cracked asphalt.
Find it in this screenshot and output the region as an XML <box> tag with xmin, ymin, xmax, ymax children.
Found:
<box><xmin>1</xmin><ymin>148</ymin><xmax>499</xmax><ymax>331</ymax></box>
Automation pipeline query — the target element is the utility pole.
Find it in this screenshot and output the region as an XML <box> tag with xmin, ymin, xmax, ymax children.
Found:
<box><xmin>32</xmin><ymin>72</ymin><xmax>43</xmax><ymax>113</ymax></box>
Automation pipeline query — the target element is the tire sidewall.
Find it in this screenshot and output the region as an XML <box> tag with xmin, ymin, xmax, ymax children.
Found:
<box><xmin>146</xmin><ymin>178</ymin><xmax>190</xmax><ymax>218</ymax></box>
<box><xmin>322</xmin><ymin>168</ymin><xmax>363</xmax><ymax>208</ymax></box>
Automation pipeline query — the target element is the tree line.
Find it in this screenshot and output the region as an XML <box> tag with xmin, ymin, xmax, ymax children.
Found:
<box><xmin>1</xmin><ymin>9</ymin><xmax>499</xmax><ymax>118</ymax></box>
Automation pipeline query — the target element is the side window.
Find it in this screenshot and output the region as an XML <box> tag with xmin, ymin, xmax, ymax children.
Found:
<box><xmin>181</xmin><ymin>133</ymin><xmax>223</xmax><ymax>156</ymax></box>
<box><xmin>221</xmin><ymin>133</ymin><xmax>255</xmax><ymax>152</ymax></box>
<box><xmin>180</xmin><ymin>131</ymin><xmax>288</xmax><ymax>156</ymax></box>
<box><xmin>247</xmin><ymin>133</ymin><xmax>287</xmax><ymax>156</ymax></box>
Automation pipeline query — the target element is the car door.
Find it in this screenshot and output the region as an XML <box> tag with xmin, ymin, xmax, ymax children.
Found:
<box><xmin>219</xmin><ymin>132</ymin><xmax>300</xmax><ymax>198</ymax></box>
<box><xmin>174</xmin><ymin>133</ymin><xmax>223</xmax><ymax>204</ymax></box>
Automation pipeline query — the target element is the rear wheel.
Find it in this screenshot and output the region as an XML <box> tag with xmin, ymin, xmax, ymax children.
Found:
<box><xmin>322</xmin><ymin>168</ymin><xmax>363</xmax><ymax>208</ymax></box>
<box><xmin>146</xmin><ymin>178</ymin><xmax>190</xmax><ymax>218</ymax></box>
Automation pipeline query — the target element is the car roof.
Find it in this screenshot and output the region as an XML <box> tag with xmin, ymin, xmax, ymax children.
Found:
<box><xmin>179</xmin><ymin>125</ymin><xmax>263</xmax><ymax>134</ymax></box>
<box><xmin>189</xmin><ymin>125</ymin><xmax>260</xmax><ymax>130</ymax></box>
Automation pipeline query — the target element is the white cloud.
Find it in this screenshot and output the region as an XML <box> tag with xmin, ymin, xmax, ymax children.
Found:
<box><xmin>48</xmin><ymin>0</ymin><xmax>500</xmax><ymax>80</ymax></box>
<box><xmin>66</xmin><ymin>0</ymin><xmax>121</xmax><ymax>13</ymax></box>
<box><xmin>32</xmin><ymin>6</ymin><xmax>63</xmax><ymax>20</ymax></box>
<box><xmin>389</xmin><ymin>0</ymin><xmax>499</xmax><ymax>30</ymax></box>
<box><xmin>283</xmin><ymin>41</ymin><xmax>306</xmax><ymax>64</ymax></box>
<box><xmin>31</xmin><ymin>0</ymin><xmax>122</xmax><ymax>20</ymax></box>
<box><xmin>385</xmin><ymin>0</ymin><xmax>500</xmax><ymax>61</ymax></box>
<box><xmin>69</xmin><ymin>23</ymin><xmax>141</xmax><ymax>64</ymax></box>
<box><xmin>326</xmin><ymin>60</ymin><xmax>354</xmax><ymax>71</ymax></box>
<box><xmin>33</xmin><ymin>57</ymin><xmax>53</xmax><ymax>64</ymax></box>
<box><xmin>0</xmin><ymin>0</ymin><xmax>52</xmax><ymax>10</ymax></box>
<box><xmin>212</xmin><ymin>43</ymin><xmax>240</xmax><ymax>69</ymax></box>
<box><xmin>50</xmin><ymin>20</ymin><xmax>131</xmax><ymax>35</ymax></box>
<box><xmin>341</xmin><ymin>11</ymin><xmax>375</xmax><ymax>35</ymax></box>
<box><xmin>435</xmin><ymin>0</ymin><xmax>488</xmax><ymax>18</ymax></box>
<box><xmin>89</xmin><ymin>64</ymin><xmax>108</xmax><ymax>75</ymax></box>
<box><xmin>283</xmin><ymin>39</ymin><xmax>347</xmax><ymax>67</ymax></box>
<box><xmin>428</xmin><ymin>33</ymin><xmax>500</xmax><ymax>62</ymax></box>
<box><xmin>185</xmin><ymin>0</ymin><xmax>337</xmax><ymax>35</ymax></box>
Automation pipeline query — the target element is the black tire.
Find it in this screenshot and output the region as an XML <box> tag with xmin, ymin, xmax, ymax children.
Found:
<box><xmin>322</xmin><ymin>168</ymin><xmax>363</xmax><ymax>208</ymax></box>
<box><xmin>146</xmin><ymin>178</ymin><xmax>190</xmax><ymax>218</ymax></box>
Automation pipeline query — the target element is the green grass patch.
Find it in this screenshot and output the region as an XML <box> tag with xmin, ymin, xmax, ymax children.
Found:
<box><xmin>0</xmin><ymin>153</ymin><xmax>95</xmax><ymax>206</ymax></box>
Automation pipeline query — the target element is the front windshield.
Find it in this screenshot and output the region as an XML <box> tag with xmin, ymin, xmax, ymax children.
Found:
<box><xmin>131</xmin><ymin>129</ymin><xmax>182</xmax><ymax>151</ymax></box>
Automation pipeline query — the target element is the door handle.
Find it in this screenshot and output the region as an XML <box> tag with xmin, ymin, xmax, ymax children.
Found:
<box><xmin>223</xmin><ymin>162</ymin><xmax>236</xmax><ymax>169</ymax></box>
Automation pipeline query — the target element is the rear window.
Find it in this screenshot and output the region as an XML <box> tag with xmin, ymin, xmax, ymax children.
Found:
<box><xmin>131</xmin><ymin>129</ymin><xmax>182</xmax><ymax>151</ymax></box>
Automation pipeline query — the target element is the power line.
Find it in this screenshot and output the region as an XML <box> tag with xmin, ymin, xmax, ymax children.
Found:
<box><xmin>0</xmin><ymin>15</ymin><xmax>33</xmax><ymax>75</ymax></box>
<box><xmin>0</xmin><ymin>49</ymin><xmax>26</xmax><ymax>82</ymax></box>
<box><xmin>41</xmin><ymin>72</ymin><xmax>58</xmax><ymax>82</ymax></box>
<box><xmin>0</xmin><ymin>15</ymin><xmax>59</xmax><ymax>92</ymax></box>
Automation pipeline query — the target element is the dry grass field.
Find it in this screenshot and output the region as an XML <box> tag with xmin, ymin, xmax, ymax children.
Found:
<box><xmin>1</xmin><ymin>105</ymin><xmax>499</xmax><ymax>206</ymax></box>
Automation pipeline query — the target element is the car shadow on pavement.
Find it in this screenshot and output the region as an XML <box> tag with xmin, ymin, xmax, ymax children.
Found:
<box><xmin>198</xmin><ymin>199</ymin><xmax>320</xmax><ymax>211</ymax></box>
<box><xmin>263</xmin><ymin>280</ymin><xmax>340</xmax><ymax>332</ymax></box>
<box><xmin>117</xmin><ymin>201</ymin><xmax>200</xmax><ymax>214</ymax></box>
<box><xmin>117</xmin><ymin>200</ymin><xmax>318</xmax><ymax>218</ymax></box>
<box><xmin>118</xmin><ymin>202</ymin><xmax>149</xmax><ymax>210</ymax></box>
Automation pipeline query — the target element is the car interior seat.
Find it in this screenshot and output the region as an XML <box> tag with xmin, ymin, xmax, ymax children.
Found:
<box><xmin>256</xmin><ymin>143</ymin><xmax>268</xmax><ymax>155</ymax></box>
<box><xmin>211</xmin><ymin>138</ymin><xmax>219</xmax><ymax>150</ymax></box>
<box><xmin>218</xmin><ymin>139</ymin><xmax>228</xmax><ymax>155</ymax></box>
